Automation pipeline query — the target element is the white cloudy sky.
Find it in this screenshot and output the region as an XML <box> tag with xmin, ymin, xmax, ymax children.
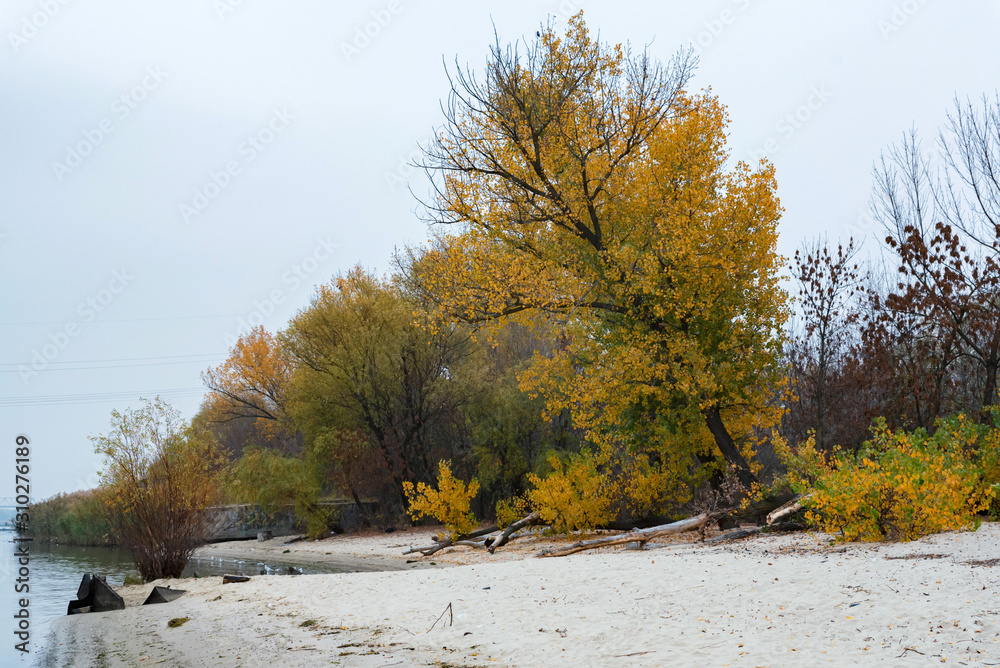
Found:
<box><xmin>3</xmin><ymin>0</ymin><xmax>998</xmax><ymax>498</ymax></box>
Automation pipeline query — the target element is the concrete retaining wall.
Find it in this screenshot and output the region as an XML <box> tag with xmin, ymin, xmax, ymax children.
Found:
<box><xmin>205</xmin><ymin>501</ymin><xmax>376</xmax><ymax>542</ymax></box>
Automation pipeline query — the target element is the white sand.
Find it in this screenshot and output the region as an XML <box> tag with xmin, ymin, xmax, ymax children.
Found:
<box><xmin>37</xmin><ymin>523</ymin><xmax>1000</xmax><ymax>667</ymax></box>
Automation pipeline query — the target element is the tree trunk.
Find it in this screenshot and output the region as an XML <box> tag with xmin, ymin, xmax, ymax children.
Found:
<box><xmin>703</xmin><ymin>406</ymin><xmax>759</xmax><ymax>490</ymax></box>
<box><xmin>981</xmin><ymin>359</ymin><xmax>998</xmax><ymax>424</ymax></box>
<box><xmin>816</xmin><ymin>333</ymin><xmax>827</xmax><ymax>450</ymax></box>
<box><xmin>350</xmin><ymin>488</ymin><xmax>370</xmax><ymax>525</ymax></box>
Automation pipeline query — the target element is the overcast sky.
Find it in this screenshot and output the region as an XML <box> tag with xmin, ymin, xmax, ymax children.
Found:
<box><xmin>3</xmin><ymin>0</ymin><xmax>999</xmax><ymax>499</ymax></box>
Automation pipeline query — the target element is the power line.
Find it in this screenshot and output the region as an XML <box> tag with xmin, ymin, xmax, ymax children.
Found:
<box><xmin>0</xmin><ymin>387</ymin><xmax>206</xmax><ymax>408</ymax></box>
<box><xmin>0</xmin><ymin>359</ymin><xmax>224</xmax><ymax>373</ymax></box>
<box><xmin>0</xmin><ymin>313</ymin><xmax>247</xmax><ymax>326</ymax></box>
<box><xmin>0</xmin><ymin>352</ymin><xmax>224</xmax><ymax>367</ymax></box>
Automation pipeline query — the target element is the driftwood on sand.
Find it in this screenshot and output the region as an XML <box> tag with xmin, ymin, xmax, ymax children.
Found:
<box><xmin>487</xmin><ymin>512</ymin><xmax>540</xmax><ymax>554</ymax></box>
<box><xmin>403</xmin><ymin>524</ymin><xmax>500</xmax><ymax>557</ymax></box>
<box><xmin>703</xmin><ymin>521</ymin><xmax>807</xmax><ymax>544</ymax></box>
<box><xmin>766</xmin><ymin>494</ymin><xmax>809</xmax><ymax>525</ymax></box>
<box><xmin>404</xmin><ymin>513</ymin><xmax>544</xmax><ymax>557</ymax></box>
<box><xmin>536</xmin><ymin>513</ymin><xmax>713</xmax><ymax>558</ymax></box>
<box><xmin>402</xmin><ymin>494</ymin><xmax>813</xmax><ymax>560</ymax></box>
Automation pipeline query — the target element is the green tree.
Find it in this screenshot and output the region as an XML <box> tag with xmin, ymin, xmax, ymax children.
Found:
<box><xmin>455</xmin><ymin>321</ymin><xmax>582</xmax><ymax>512</ymax></box>
<box><xmin>281</xmin><ymin>267</ymin><xmax>471</xmax><ymax>509</ymax></box>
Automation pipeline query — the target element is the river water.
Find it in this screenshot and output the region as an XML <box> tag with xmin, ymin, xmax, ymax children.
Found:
<box><xmin>0</xmin><ymin>529</ymin><xmax>345</xmax><ymax>666</ymax></box>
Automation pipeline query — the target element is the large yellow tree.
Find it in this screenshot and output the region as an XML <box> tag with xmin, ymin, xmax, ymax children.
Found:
<box><xmin>408</xmin><ymin>14</ymin><xmax>788</xmax><ymax>490</ymax></box>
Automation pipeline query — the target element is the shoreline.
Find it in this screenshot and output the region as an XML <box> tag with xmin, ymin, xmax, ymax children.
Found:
<box><xmin>191</xmin><ymin>528</ymin><xmax>438</xmax><ymax>573</ymax></box>
<box><xmin>37</xmin><ymin>523</ymin><xmax>1000</xmax><ymax>666</ymax></box>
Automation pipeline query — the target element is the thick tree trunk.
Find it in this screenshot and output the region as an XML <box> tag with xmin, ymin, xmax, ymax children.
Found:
<box><xmin>703</xmin><ymin>406</ymin><xmax>759</xmax><ymax>490</ymax></box>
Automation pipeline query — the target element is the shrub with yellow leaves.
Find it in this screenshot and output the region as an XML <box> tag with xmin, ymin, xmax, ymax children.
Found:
<box><xmin>793</xmin><ymin>416</ymin><xmax>997</xmax><ymax>542</ymax></box>
<box><xmin>527</xmin><ymin>452</ymin><xmax>613</xmax><ymax>533</ymax></box>
<box><xmin>771</xmin><ymin>432</ymin><xmax>833</xmax><ymax>492</ymax></box>
<box><xmin>495</xmin><ymin>495</ymin><xmax>530</xmax><ymax>529</ymax></box>
<box><xmin>402</xmin><ymin>461</ymin><xmax>480</xmax><ymax>539</ymax></box>
<box><xmin>979</xmin><ymin>408</ymin><xmax>1000</xmax><ymax>518</ymax></box>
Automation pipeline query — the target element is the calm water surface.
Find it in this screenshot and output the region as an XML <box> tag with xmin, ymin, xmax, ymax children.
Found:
<box><xmin>0</xmin><ymin>529</ymin><xmax>344</xmax><ymax>666</ymax></box>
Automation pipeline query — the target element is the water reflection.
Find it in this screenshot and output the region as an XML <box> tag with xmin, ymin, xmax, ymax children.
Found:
<box><xmin>0</xmin><ymin>531</ymin><xmax>343</xmax><ymax>666</ymax></box>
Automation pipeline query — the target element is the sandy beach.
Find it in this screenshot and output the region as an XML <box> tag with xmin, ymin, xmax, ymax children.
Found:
<box><xmin>36</xmin><ymin>523</ymin><xmax>1000</xmax><ymax>667</ymax></box>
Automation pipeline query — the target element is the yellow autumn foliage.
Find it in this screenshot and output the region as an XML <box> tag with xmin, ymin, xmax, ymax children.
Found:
<box><xmin>402</xmin><ymin>461</ymin><xmax>480</xmax><ymax>539</ymax></box>
<box><xmin>408</xmin><ymin>13</ymin><xmax>789</xmax><ymax>504</ymax></box>
<box><xmin>527</xmin><ymin>452</ymin><xmax>613</xmax><ymax>533</ymax></box>
<box><xmin>495</xmin><ymin>495</ymin><xmax>530</xmax><ymax>529</ymax></box>
<box><xmin>201</xmin><ymin>326</ymin><xmax>294</xmax><ymax>445</ymax></box>
<box><xmin>788</xmin><ymin>416</ymin><xmax>998</xmax><ymax>542</ymax></box>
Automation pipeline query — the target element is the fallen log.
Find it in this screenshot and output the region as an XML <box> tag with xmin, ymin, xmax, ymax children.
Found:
<box><xmin>487</xmin><ymin>512</ymin><xmax>540</xmax><ymax>554</ymax></box>
<box><xmin>766</xmin><ymin>494</ymin><xmax>809</xmax><ymax>525</ymax></box>
<box><xmin>704</xmin><ymin>526</ymin><xmax>761</xmax><ymax>543</ymax></box>
<box><xmin>729</xmin><ymin>491</ymin><xmax>798</xmax><ymax>525</ymax></box>
<box><xmin>536</xmin><ymin>513</ymin><xmax>713</xmax><ymax>558</ymax></box>
<box><xmin>704</xmin><ymin>520</ymin><xmax>807</xmax><ymax>544</ymax></box>
<box><xmin>402</xmin><ymin>541</ymin><xmax>452</xmax><ymax>557</ymax></box>
<box><xmin>403</xmin><ymin>524</ymin><xmax>500</xmax><ymax>557</ymax></box>
<box><xmin>453</xmin><ymin>539</ymin><xmax>487</xmax><ymax>549</ymax></box>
